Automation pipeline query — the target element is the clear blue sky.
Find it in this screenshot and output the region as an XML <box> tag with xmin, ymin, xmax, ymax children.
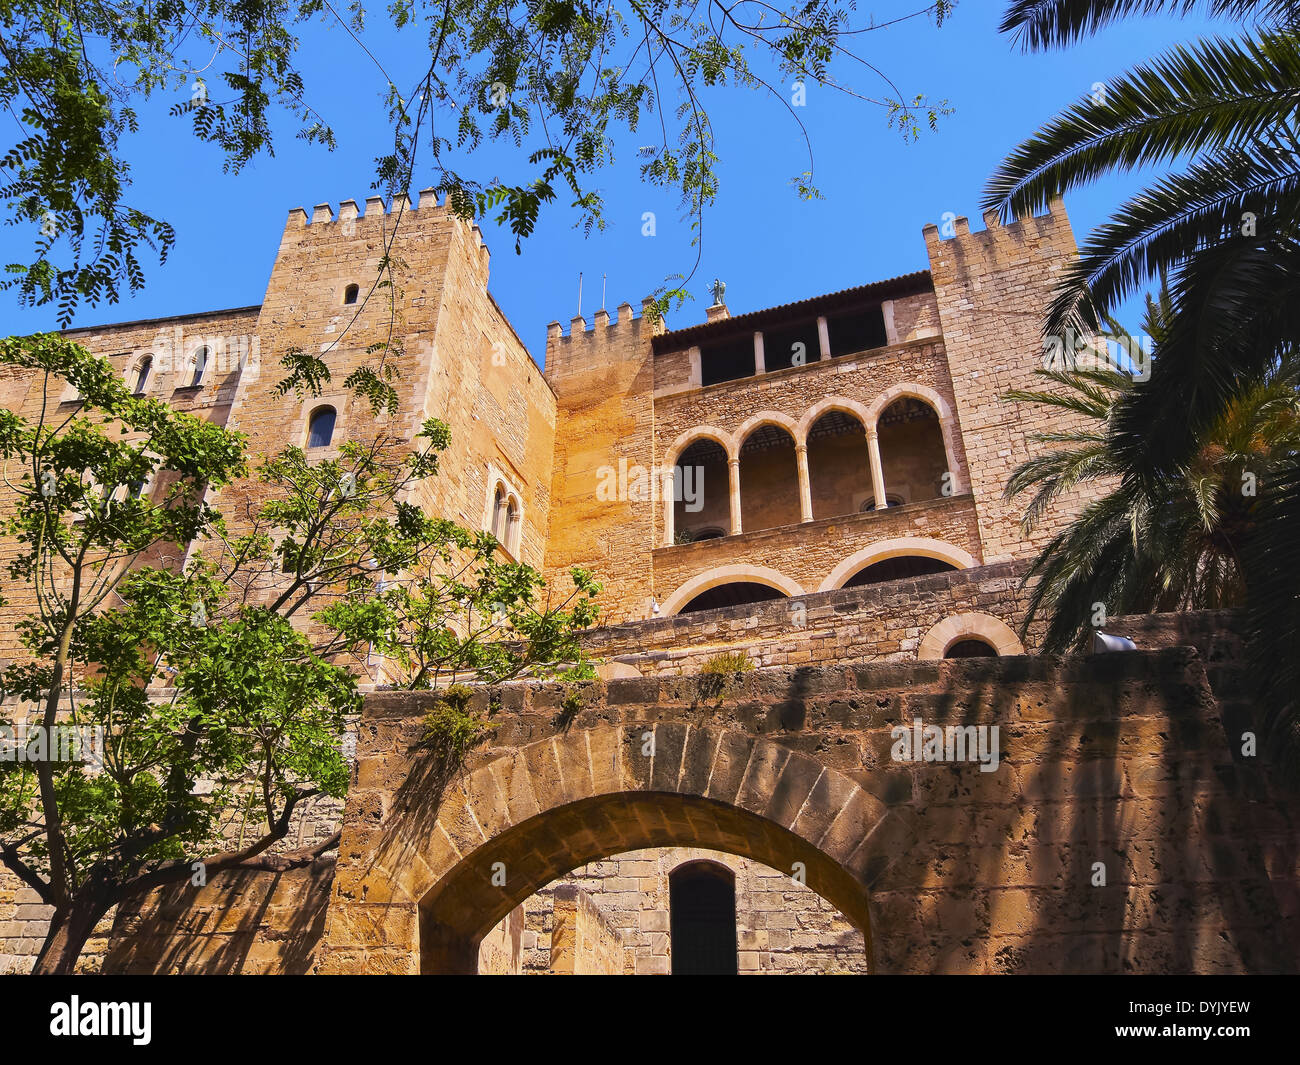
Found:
<box><xmin>1</xmin><ymin>2</ymin><xmax>1232</xmax><ymax>361</ymax></box>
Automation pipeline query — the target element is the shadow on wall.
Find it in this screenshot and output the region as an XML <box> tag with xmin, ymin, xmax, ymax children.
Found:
<box><xmin>858</xmin><ymin>637</ymin><xmax>1296</xmax><ymax>973</ymax></box>
<box><xmin>96</xmin><ymin>613</ymin><xmax>1300</xmax><ymax>974</ymax></box>
<box><xmin>103</xmin><ymin>858</ymin><xmax>335</xmax><ymax>975</ymax></box>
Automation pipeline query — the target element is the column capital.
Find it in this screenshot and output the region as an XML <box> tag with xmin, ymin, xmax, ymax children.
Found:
<box><xmin>727</xmin><ymin>456</ymin><xmax>740</xmax><ymax>467</ymax></box>
<box><xmin>794</xmin><ymin>442</ymin><xmax>808</xmax><ymax>455</ymax></box>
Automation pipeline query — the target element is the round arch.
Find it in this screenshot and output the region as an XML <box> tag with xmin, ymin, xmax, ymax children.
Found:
<box><xmin>732</xmin><ymin>410</ymin><xmax>802</xmax><ymax>455</ymax></box>
<box><xmin>666</xmin><ymin>425</ymin><xmax>734</xmax><ymax>467</ymax></box>
<box><xmin>796</xmin><ymin>396</ymin><xmax>873</xmax><ymax>439</ymax></box>
<box><xmin>389</xmin><ymin>724</ymin><xmax>889</xmax><ymax>972</ymax></box>
<box><xmin>660</xmin><ymin>564</ymin><xmax>804</xmax><ymax>616</ymax></box>
<box><xmin>863</xmin><ymin>383</ymin><xmax>966</xmax><ymax>493</ymax></box>
<box><xmin>818</xmin><ymin>538</ymin><xmax>977</xmax><ymax>592</ymax></box>
<box><xmin>917</xmin><ymin>612</ymin><xmax>1024</xmax><ymax>660</ymax></box>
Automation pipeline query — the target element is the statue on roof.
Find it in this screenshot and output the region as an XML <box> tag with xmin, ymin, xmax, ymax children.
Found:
<box><xmin>710</xmin><ymin>278</ymin><xmax>726</xmax><ymax>306</ymax></box>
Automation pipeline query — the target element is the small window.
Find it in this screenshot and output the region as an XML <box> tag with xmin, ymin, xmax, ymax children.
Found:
<box><xmin>505</xmin><ymin>497</ymin><xmax>521</xmax><ymax>554</ymax></box>
<box><xmin>679</xmin><ymin>526</ymin><xmax>725</xmax><ymax>543</ymax></box>
<box><xmin>489</xmin><ymin>485</ymin><xmax>506</xmax><ymax>538</ymax></box>
<box><xmin>860</xmin><ymin>495</ymin><xmax>904</xmax><ymax>512</ymax></box>
<box><xmin>306</xmin><ymin>406</ymin><xmax>336</xmax><ymax>448</ymax></box>
<box><xmin>133</xmin><ymin>357</ymin><xmax>152</xmax><ymax>395</ymax></box>
<box><xmin>343</xmin><ymin>284</ymin><xmax>360</xmax><ymax>305</ymax></box>
<box><xmin>945</xmin><ymin>638</ymin><xmax>998</xmax><ymax>659</ymax></box>
<box><xmin>189</xmin><ymin>347</ymin><xmax>208</xmax><ymax>387</ymax></box>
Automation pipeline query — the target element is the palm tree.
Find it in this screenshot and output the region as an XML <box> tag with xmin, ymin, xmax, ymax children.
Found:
<box><xmin>1008</xmin><ymin>359</ymin><xmax>1300</xmax><ymax>650</ymax></box>
<box><xmin>987</xmin><ymin>1</ymin><xmax>1300</xmax><ymax>477</ymax></box>
<box><xmin>988</xmin><ymin>0</ymin><xmax>1300</xmax><ymax>775</ymax></box>
<box><xmin>1006</xmin><ymin>283</ymin><xmax>1300</xmax><ymax>647</ymax></box>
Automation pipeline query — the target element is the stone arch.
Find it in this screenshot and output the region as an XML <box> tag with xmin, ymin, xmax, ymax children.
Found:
<box><xmin>732</xmin><ymin>411</ymin><xmax>801</xmax><ymax>455</ymax></box>
<box><xmin>917</xmin><ymin>612</ymin><xmax>1024</xmax><ymax>660</ymax></box>
<box><xmin>864</xmin><ymin>383</ymin><xmax>965</xmax><ymax>494</ymax></box>
<box><xmin>366</xmin><ymin>724</ymin><xmax>892</xmax><ymax>973</ymax></box>
<box><xmin>660</xmin><ymin>564</ymin><xmax>804</xmax><ymax>616</ymax></box>
<box><xmin>666</xmin><ymin>426</ymin><xmax>734</xmax><ymax>467</ymax></box>
<box><xmin>818</xmin><ymin>537</ymin><xmax>977</xmax><ymax>592</ymax></box>
<box><xmin>796</xmin><ymin>396</ymin><xmax>874</xmax><ymax>440</ymax></box>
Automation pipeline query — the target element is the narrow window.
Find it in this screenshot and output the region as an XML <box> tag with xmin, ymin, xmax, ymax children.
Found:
<box><xmin>307</xmin><ymin>406</ymin><xmax>336</xmax><ymax>448</ymax></box>
<box><xmin>669</xmin><ymin>862</ymin><xmax>738</xmax><ymax>975</ymax></box>
<box><xmin>505</xmin><ymin>497</ymin><xmax>520</xmax><ymax>553</ymax></box>
<box><xmin>190</xmin><ymin>347</ymin><xmax>208</xmax><ymax>387</ymax></box>
<box><xmin>490</xmin><ymin>485</ymin><xmax>506</xmax><ymax>539</ymax></box>
<box><xmin>343</xmin><ymin>284</ymin><xmax>360</xmax><ymax>305</ymax></box>
<box><xmin>133</xmin><ymin>356</ymin><xmax>152</xmax><ymax>395</ymax></box>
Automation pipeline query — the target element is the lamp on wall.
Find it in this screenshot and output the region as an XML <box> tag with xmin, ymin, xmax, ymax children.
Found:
<box><xmin>1092</xmin><ymin>631</ymin><xmax>1137</xmax><ymax>653</ymax></box>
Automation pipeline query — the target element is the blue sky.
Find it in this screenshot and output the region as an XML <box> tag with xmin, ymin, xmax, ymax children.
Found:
<box><xmin>2</xmin><ymin>2</ymin><xmax>1233</xmax><ymax>361</ymax></box>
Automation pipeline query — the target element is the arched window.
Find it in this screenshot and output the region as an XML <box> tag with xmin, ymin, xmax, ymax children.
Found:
<box><xmin>490</xmin><ymin>484</ymin><xmax>506</xmax><ymax>539</ymax></box>
<box><xmin>843</xmin><ymin>555</ymin><xmax>957</xmax><ymax>589</ymax></box>
<box><xmin>807</xmin><ymin>409</ymin><xmax>870</xmax><ymax>519</ymax></box>
<box><xmin>945</xmin><ymin>638</ymin><xmax>998</xmax><ymax>659</ymax></box>
<box><xmin>306</xmin><ymin>406</ymin><xmax>336</xmax><ymax>448</ymax></box>
<box><xmin>343</xmin><ymin>283</ymin><xmax>360</xmax><ymax>305</ymax></box>
<box><xmin>505</xmin><ymin>496</ymin><xmax>521</xmax><ymax>554</ymax></box>
<box><xmin>132</xmin><ymin>357</ymin><xmax>152</xmax><ymax>395</ymax></box>
<box><xmin>738</xmin><ymin>423</ymin><xmax>800</xmax><ymax>532</ymax></box>
<box><xmin>189</xmin><ymin>347</ymin><xmax>209</xmax><ymax>387</ymax></box>
<box><xmin>669</xmin><ymin>862</ymin><xmax>738</xmax><ymax>975</ymax></box>
<box><xmin>673</xmin><ymin>439</ymin><xmax>728</xmax><ymax>543</ymax></box>
<box><xmin>875</xmin><ymin>397</ymin><xmax>948</xmax><ymax>503</ymax></box>
<box><xmin>678</xmin><ymin>581</ymin><xmax>786</xmax><ymax>614</ymax></box>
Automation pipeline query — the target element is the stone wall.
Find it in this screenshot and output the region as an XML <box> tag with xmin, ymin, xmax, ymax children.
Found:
<box><xmin>102</xmin><ymin>859</ymin><xmax>335</xmax><ymax>975</ymax></box>
<box><xmin>542</xmin><ymin>304</ymin><xmax>661</xmax><ymax>623</ymax></box>
<box><xmin>587</xmin><ymin>561</ymin><xmax>1037</xmax><ymax>675</ymax></box>
<box><xmin>510</xmin><ymin>847</ymin><xmax>868</xmax><ymax>974</ymax></box>
<box><xmin>545</xmin><ymin>885</ymin><xmax>629</xmax><ymax>974</ymax></box>
<box><xmin>8</xmin><ymin>627</ymin><xmax>1288</xmax><ymax>975</ymax></box>
<box><xmin>926</xmin><ymin>200</ymin><xmax>1106</xmax><ymax>563</ymax></box>
<box><xmin>653</xmin><ymin>495</ymin><xmax>984</xmax><ymax>611</ymax></box>
<box><xmin>317</xmin><ymin>646</ymin><xmax>1298</xmax><ymax>974</ymax></box>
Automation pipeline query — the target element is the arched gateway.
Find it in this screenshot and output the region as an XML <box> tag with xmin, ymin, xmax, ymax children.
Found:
<box><xmin>319</xmin><ymin>698</ymin><xmax>896</xmax><ymax>974</ymax></box>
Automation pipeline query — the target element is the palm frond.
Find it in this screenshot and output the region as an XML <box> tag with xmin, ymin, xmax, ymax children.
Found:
<box><xmin>984</xmin><ymin>31</ymin><xmax>1300</xmax><ymax>226</ymax></box>
<box><xmin>1000</xmin><ymin>1</ymin><xmax>1297</xmax><ymax>53</ymax></box>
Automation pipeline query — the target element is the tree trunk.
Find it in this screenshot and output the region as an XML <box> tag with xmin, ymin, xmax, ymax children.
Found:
<box><xmin>30</xmin><ymin>896</ymin><xmax>106</xmax><ymax>975</ymax></box>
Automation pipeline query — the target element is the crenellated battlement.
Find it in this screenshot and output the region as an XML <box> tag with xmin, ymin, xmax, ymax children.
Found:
<box><xmin>285</xmin><ymin>188</ymin><xmax>452</xmax><ymax>227</ymax></box>
<box><xmin>922</xmin><ymin>196</ymin><xmax>1069</xmax><ymax>250</ymax></box>
<box><xmin>542</xmin><ymin>296</ymin><xmax>661</xmax><ymax>382</ymax></box>
<box><xmin>280</xmin><ymin>189</ymin><xmax>492</xmax><ymax>278</ymax></box>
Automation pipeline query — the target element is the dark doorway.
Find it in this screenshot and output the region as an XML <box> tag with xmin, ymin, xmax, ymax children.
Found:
<box><xmin>669</xmin><ymin>862</ymin><xmax>738</xmax><ymax>975</ymax></box>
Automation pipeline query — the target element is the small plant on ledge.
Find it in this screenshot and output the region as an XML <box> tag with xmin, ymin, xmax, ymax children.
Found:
<box><xmin>698</xmin><ymin>650</ymin><xmax>755</xmax><ymax>700</ymax></box>
<box><xmin>416</xmin><ymin>683</ymin><xmax>497</xmax><ymax>787</ymax></box>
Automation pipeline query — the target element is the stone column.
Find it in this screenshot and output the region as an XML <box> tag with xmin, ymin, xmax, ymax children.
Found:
<box><xmin>866</xmin><ymin>428</ymin><xmax>887</xmax><ymax>510</ymax></box>
<box><xmin>728</xmin><ymin>457</ymin><xmax>742</xmax><ymax>534</ymax></box>
<box><xmin>795</xmin><ymin>443</ymin><xmax>813</xmax><ymax>522</ymax></box>
<box><xmin>817</xmin><ymin>316</ymin><xmax>831</xmax><ymax>360</ymax></box>
<box><xmin>663</xmin><ymin>466</ymin><xmax>676</xmax><ymax>546</ymax></box>
<box><xmin>753</xmin><ymin>331</ymin><xmax>766</xmax><ymax>375</ymax></box>
<box><xmin>495</xmin><ymin>495</ymin><xmax>509</xmax><ymax>539</ymax></box>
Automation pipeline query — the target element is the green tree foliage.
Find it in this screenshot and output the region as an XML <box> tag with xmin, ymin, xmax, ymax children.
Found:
<box><xmin>0</xmin><ymin>336</ymin><xmax>599</xmax><ymax>973</ymax></box>
<box><xmin>0</xmin><ymin>0</ymin><xmax>952</xmax><ymax>326</ymax></box>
